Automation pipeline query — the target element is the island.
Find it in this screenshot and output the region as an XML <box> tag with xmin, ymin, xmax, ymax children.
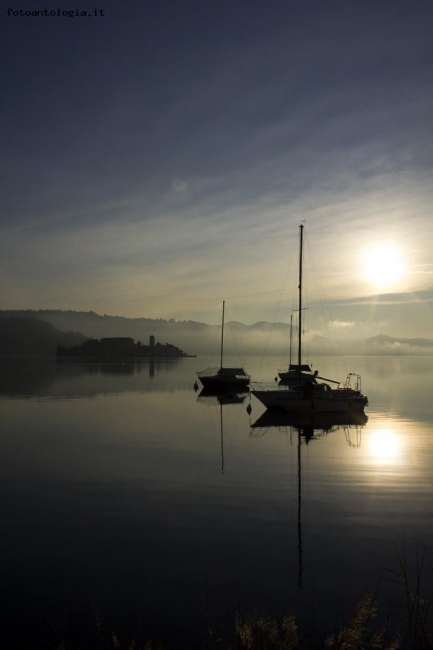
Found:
<box><xmin>56</xmin><ymin>335</ymin><xmax>194</xmax><ymax>359</ymax></box>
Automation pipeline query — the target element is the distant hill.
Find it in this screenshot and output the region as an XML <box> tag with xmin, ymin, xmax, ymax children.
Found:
<box><xmin>365</xmin><ymin>334</ymin><xmax>433</xmax><ymax>353</ymax></box>
<box><xmin>0</xmin><ymin>316</ymin><xmax>87</xmax><ymax>355</ymax></box>
<box><xmin>1</xmin><ymin>310</ymin><xmax>433</xmax><ymax>356</ymax></box>
<box><xmin>0</xmin><ymin>310</ymin><xmax>299</xmax><ymax>356</ymax></box>
<box><xmin>0</xmin><ymin>309</ymin><xmax>203</xmax><ymax>356</ymax></box>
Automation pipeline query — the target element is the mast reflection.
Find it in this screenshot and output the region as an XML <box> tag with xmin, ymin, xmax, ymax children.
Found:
<box><xmin>250</xmin><ymin>409</ymin><xmax>368</xmax><ymax>590</ymax></box>
<box><xmin>196</xmin><ymin>388</ymin><xmax>249</xmax><ymax>473</ymax></box>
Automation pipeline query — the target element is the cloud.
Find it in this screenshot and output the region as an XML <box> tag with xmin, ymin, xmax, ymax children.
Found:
<box><xmin>334</xmin><ymin>288</ymin><xmax>433</xmax><ymax>307</ymax></box>
<box><xmin>1</xmin><ymin>1</ymin><xmax>432</xmax><ymax>336</ymax></box>
<box><xmin>328</xmin><ymin>320</ymin><xmax>356</xmax><ymax>330</ymax></box>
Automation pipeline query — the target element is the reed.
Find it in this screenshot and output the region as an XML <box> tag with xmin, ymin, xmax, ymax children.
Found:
<box><xmin>28</xmin><ymin>591</ymin><xmax>430</xmax><ymax>650</ymax></box>
<box><xmin>9</xmin><ymin>547</ymin><xmax>433</xmax><ymax>649</ymax></box>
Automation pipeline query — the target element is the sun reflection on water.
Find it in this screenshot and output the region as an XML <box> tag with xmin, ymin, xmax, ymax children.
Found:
<box><xmin>367</xmin><ymin>427</ymin><xmax>404</xmax><ymax>465</ymax></box>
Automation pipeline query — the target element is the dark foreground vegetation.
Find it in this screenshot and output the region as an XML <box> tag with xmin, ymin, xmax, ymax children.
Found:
<box><xmin>5</xmin><ymin>584</ymin><xmax>432</xmax><ymax>650</ymax></box>
<box><xmin>0</xmin><ymin>496</ymin><xmax>431</xmax><ymax>650</ymax></box>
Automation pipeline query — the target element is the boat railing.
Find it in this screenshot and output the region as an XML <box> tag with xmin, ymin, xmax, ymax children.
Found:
<box><xmin>342</xmin><ymin>373</ymin><xmax>362</xmax><ymax>392</ymax></box>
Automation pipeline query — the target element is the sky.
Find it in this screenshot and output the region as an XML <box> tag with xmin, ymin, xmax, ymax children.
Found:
<box><xmin>2</xmin><ymin>0</ymin><xmax>433</xmax><ymax>338</ymax></box>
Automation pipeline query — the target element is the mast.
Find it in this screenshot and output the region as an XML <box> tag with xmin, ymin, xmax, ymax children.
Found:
<box><xmin>289</xmin><ymin>312</ymin><xmax>293</xmax><ymax>366</ymax></box>
<box><xmin>298</xmin><ymin>225</ymin><xmax>304</xmax><ymax>384</ymax></box>
<box><xmin>220</xmin><ymin>300</ymin><xmax>225</xmax><ymax>370</ymax></box>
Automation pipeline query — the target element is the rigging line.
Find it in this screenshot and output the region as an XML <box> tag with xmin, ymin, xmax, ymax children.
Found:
<box><xmin>224</xmin><ymin>304</ymin><xmax>246</xmax><ymax>368</ymax></box>
<box><xmin>305</xmin><ymin>237</ymin><xmax>349</xmax><ymax>377</ymax></box>
<box><xmin>218</xmin><ymin>287</ymin><xmax>293</xmax><ymax>300</ymax></box>
<box><xmin>255</xmin><ymin>236</ymin><xmax>299</xmax><ymax>380</ymax></box>
<box><xmin>203</xmin><ymin>304</ymin><xmax>226</xmax><ymax>368</ymax></box>
<box><xmin>204</xmin><ymin>326</ymin><xmax>221</xmax><ymax>369</ymax></box>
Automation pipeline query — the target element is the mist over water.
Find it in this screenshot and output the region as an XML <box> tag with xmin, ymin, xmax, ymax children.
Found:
<box><xmin>1</xmin><ymin>355</ymin><xmax>432</xmax><ymax>646</ymax></box>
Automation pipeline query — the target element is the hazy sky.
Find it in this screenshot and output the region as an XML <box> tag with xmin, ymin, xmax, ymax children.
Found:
<box><xmin>2</xmin><ymin>0</ymin><xmax>433</xmax><ymax>337</ymax></box>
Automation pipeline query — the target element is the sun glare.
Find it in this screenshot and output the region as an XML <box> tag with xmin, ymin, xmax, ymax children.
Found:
<box><xmin>368</xmin><ymin>429</ymin><xmax>403</xmax><ymax>465</ymax></box>
<box><xmin>363</xmin><ymin>244</ymin><xmax>405</xmax><ymax>289</ymax></box>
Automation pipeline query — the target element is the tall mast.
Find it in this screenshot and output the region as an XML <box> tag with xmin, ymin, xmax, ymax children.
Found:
<box><xmin>298</xmin><ymin>224</ymin><xmax>304</xmax><ymax>381</ymax></box>
<box><xmin>289</xmin><ymin>312</ymin><xmax>293</xmax><ymax>366</ymax></box>
<box><xmin>220</xmin><ymin>300</ymin><xmax>225</xmax><ymax>370</ymax></box>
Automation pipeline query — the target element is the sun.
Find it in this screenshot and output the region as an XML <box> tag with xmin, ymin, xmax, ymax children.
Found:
<box><xmin>363</xmin><ymin>243</ymin><xmax>405</xmax><ymax>289</ymax></box>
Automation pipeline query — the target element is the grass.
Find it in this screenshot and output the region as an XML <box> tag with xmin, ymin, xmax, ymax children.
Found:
<box><xmin>14</xmin><ymin>591</ymin><xmax>431</xmax><ymax>650</ymax></box>
<box><xmin>6</xmin><ymin>549</ymin><xmax>433</xmax><ymax>649</ymax></box>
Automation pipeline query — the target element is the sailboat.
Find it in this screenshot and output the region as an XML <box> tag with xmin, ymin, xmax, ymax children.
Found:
<box><xmin>196</xmin><ymin>301</ymin><xmax>250</xmax><ymax>391</ymax></box>
<box><xmin>277</xmin><ymin>311</ymin><xmax>319</xmax><ymax>385</ymax></box>
<box><xmin>251</xmin><ymin>225</ymin><xmax>368</xmax><ymax>413</ymax></box>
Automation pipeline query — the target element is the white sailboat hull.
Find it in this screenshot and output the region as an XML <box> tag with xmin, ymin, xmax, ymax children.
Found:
<box><xmin>251</xmin><ymin>387</ymin><xmax>368</xmax><ymax>413</ymax></box>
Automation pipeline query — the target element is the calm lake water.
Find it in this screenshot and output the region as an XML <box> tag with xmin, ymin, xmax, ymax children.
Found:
<box><xmin>1</xmin><ymin>354</ymin><xmax>432</xmax><ymax>647</ymax></box>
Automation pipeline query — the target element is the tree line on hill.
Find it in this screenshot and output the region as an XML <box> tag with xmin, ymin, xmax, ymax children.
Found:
<box><xmin>0</xmin><ymin>316</ymin><xmax>86</xmax><ymax>355</ymax></box>
<box><xmin>0</xmin><ymin>316</ymin><xmax>189</xmax><ymax>357</ymax></box>
<box><xmin>56</xmin><ymin>337</ymin><xmax>189</xmax><ymax>358</ymax></box>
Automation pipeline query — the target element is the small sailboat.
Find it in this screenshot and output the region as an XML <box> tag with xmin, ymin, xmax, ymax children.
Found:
<box><xmin>197</xmin><ymin>301</ymin><xmax>250</xmax><ymax>391</ymax></box>
<box><xmin>251</xmin><ymin>225</ymin><xmax>368</xmax><ymax>413</ymax></box>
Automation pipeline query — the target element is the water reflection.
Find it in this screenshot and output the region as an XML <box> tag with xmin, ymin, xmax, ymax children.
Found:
<box><xmin>56</xmin><ymin>357</ymin><xmax>180</xmax><ymax>379</ymax></box>
<box><xmin>249</xmin><ymin>410</ymin><xmax>369</xmax><ymax>592</ymax></box>
<box><xmin>1</xmin><ymin>355</ymin><xmax>432</xmax><ymax>646</ymax></box>
<box><xmin>196</xmin><ymin>388</ymin><xmax>249</xmax><ymax>473</ymax></box>
<box><xmin>196</xmin><ymin>387</ymin><xmax>248</xmax><ymax>405</ymax></box>
<box><xmin>344</xmin><ymin>427</ymin><xmax>362</xmax><ymax>448</ymax></box>
<box><xmin>367</xmin><ymin>428</ymin><xmax>403</xmax><ymax>465</ymax></box>
<box><xmin>250</xmin><ymin>409</ymin><xmax>368</xmax><ymax>442</ymax></box>
<box><xmin>0</xmin><ymin>356</ymin><xmax>186</xmax><ymax>398</ymax></box>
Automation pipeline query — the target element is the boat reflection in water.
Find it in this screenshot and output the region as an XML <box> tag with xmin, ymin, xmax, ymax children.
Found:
<box><xmin>196</xmin><ymin>387</ymin><xmax>249</xmax><ymax>473</ymax></box>
<box><xmin>250</xmin><ymin>408</ymin><xmax>368</xmax><ymax>589</ymax></box>
<box><xmin>196</xmin><ymin>387</ymin><xmax>249</xmax><ymax>405</ymax></box>
<box><xmin>250</xmin><ymin>409</ymin><xmax>368</xmax><ymax>441</ymax></box>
